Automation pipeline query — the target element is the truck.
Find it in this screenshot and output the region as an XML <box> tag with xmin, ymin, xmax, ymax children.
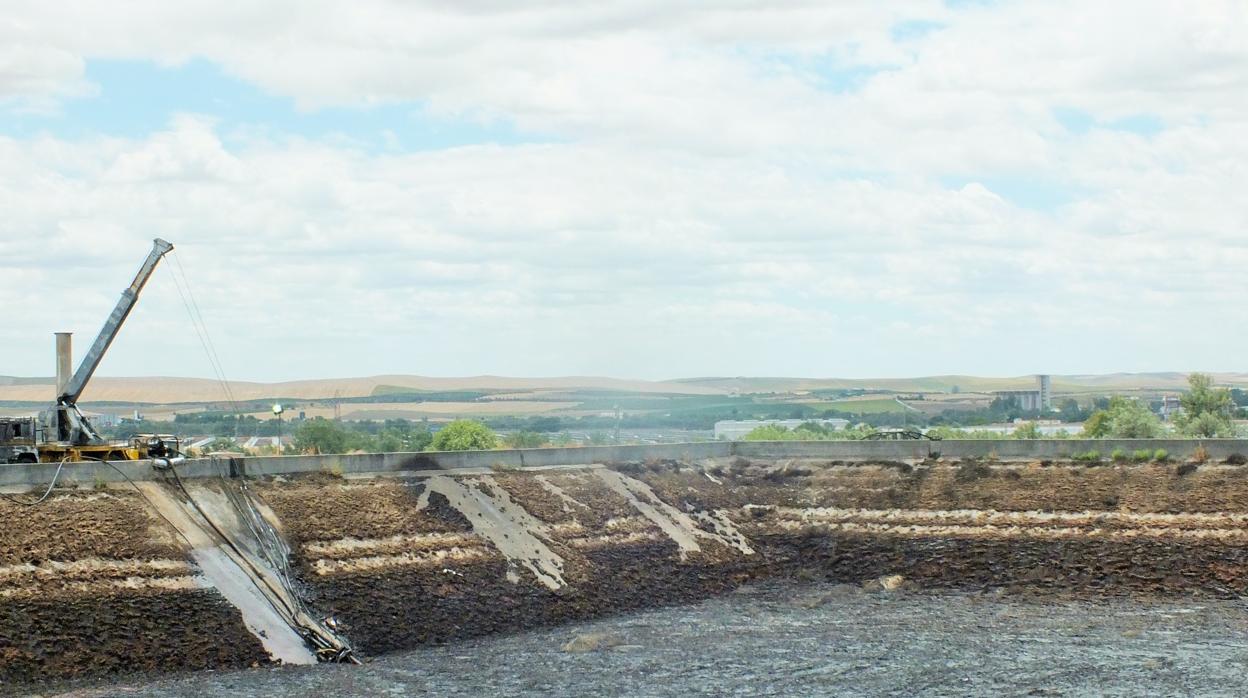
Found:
<box><xmin>1</xmin><ymin>238</ymin><xmax>181</xmax><ymax>464</ymax></box>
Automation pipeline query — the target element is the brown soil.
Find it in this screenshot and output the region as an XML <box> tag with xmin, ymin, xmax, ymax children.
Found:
<box><xmin>10</xmin><ymin>457</ymin><xmax>1248</xmax><ymax>687</ymax></box>
<box><xmin>0</xmin><ymin>491</ymin><xmax>182</xmax><ymax>564</ymax></box>
<box><xmin>644</xmin><ymin>459</ymin><xmax>1248</xmax><ymax>513</ymax></box>
<box><xmin>0</xmin><ymin>589</ymin><xmax>267</xmax><ymax>686</ymax></box>
<box><xmin>256</xmin><ymin>479</ymin><xmax>471</xmax><ymax>543</ymax></box>
<box><xmin>300</xmin><ymin>541</ymin><xmax>756</xmax><ymax>656</ymax></box>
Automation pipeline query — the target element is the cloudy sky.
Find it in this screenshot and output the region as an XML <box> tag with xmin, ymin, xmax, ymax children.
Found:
<box><xmin>2</xmin><ymin>1</ymin><xmax>1246</xmax><ymax>381</ymax></box>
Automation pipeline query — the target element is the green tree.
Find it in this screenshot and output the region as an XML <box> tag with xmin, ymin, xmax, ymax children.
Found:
<box><xmin>293</xmin><ymin>418</ymin><xmax>351</xmax><ymax>454</ymax></box>
<box><xmin>1177</xmin><ymin>373</ymin><xmax>1234</xmax><ymax>437</ymax></box>
<box><xmin>431</xmin><ymin>420</ymin><xmax>499</xmax><ymax>451</ymax></box>
<box><xmin>1012</xmin><ymin>421</ymin><xmax>1041</xmax><ymax>439</ymax></box>
<box><xmin>1058</xmin><ymin>399</ymin><xmax>1085</xmax><ymax>422</ymax></box>
<box><xmin>1082</xmin><ymin>409</ymin><xmax>1110</xmax><ymax>438</ymax></box>
<box><xmin>1082</xmin><ymin>397</ymin><xmax>1161</xmax><ymax>439</ymax></box>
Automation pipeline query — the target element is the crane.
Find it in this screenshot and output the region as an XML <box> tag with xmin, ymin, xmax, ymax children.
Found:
<box><xmin>1</xmin><ymin>238</ymin><xmax>178</xmax><ymax>463</ymax></box>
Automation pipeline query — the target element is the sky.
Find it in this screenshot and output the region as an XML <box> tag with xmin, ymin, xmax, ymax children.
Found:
<box><xmin>1</xmin><ymin>0</ymin><xmax>1246</xmax><ymax>382</ymax></box>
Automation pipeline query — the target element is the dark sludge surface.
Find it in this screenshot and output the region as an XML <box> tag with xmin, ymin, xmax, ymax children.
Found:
<box><xmin>0</xmin><ymin>589</ymin><xmax>269</xmax><ymax>687</ymax></box>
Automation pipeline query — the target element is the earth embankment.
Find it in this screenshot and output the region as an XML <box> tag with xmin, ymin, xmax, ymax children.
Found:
<box><xmin>4</xmin><ymin>455</ymin><xmax>1248</xmax><ymax>687</ymax></box>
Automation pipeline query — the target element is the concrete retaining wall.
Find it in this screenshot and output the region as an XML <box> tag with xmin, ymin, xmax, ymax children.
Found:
<box><xmin>5</xmin><ymin>439</ymin><xmax>1248</xmax><ymax>488</ymax></box>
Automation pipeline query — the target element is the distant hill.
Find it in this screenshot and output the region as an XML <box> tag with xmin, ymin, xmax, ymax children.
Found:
<box><xmin>0</xmin><ymin>374</ymin><xmax>725</xmax><ymax>405</ymax></box>
<box><xmin>671</xmin><ymin>373</ymin><xmax>1248</xmax><ymax>395</ymax></box>
<box><xmin>1</xmin><ymin>371</ymin><xmax>1244</xmax><ymax>406</ymax></box>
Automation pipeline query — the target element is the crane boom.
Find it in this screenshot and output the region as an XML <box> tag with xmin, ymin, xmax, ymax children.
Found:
<box><xmin>59</xmin><ymin>238</ymin><xmax>173</xmax><ymax>405</ymax></box>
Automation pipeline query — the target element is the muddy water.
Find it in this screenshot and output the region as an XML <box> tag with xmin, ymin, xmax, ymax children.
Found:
<box><xmin>54</xmin><ymin>582</ymin><xmax>1248</xmax><ymax>697</ymax></box>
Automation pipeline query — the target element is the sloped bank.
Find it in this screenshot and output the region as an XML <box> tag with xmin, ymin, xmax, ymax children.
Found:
<box><xmin>256</xmin><ymin>456</ymin><xmax>1248</xmax><ymax>658</ymax></box>
<box><xmin>6</xmin><ymin>444</ymin><xmax>1248</xmax><ymax>687</ymax></box>
<box><xmin>0</xmin><ymin>489</ymin><xmax>268</xmax><ymax>685</ymax></box>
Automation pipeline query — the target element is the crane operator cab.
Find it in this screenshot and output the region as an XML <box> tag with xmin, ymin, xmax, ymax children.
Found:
<box><xmin>0</xmin><ymin>418</ymin><xmax>38</xmax><ymax>464</ymax></box>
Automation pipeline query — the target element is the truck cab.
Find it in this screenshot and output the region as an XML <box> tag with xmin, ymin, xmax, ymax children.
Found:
<box><xmin>0</xmin><ymin>417</ymin><xmax>39</xmax><ymax>463</ymax></box>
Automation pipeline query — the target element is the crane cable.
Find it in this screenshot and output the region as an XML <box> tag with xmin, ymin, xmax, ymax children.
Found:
<box><xmin>164</xmin><ymin>250</ymin><xmax>242</xmax><ymax>417</ymax></box>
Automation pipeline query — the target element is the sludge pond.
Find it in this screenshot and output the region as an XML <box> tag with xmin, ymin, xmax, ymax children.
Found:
<box><xmin>37</xmin><ymin>581</ymin><xmax>1248</xmax><ymax>697</ymax></box>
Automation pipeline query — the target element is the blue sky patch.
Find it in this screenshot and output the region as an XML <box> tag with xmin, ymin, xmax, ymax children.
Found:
<box><xmin>891</xmin><ymin>20</ymin><xmax>945</xmax><ymax>42</ymax></box>
<box><xmin>0</xmin><ymin>59</ymin><xmax>540</xmax><ymax>152</ymax></box>
<box><xmin>941</xmin><ymin>175</ymin><xmax>1081</xmax><ymax>212</ymax></box>
<box><xmin>1053</xmin><ymin>107</ymin><xmax>1164</xmax><ymax>137</ymax></box>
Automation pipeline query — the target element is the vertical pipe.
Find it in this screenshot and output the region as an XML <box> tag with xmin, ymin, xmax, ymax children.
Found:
<box><xmin>55</xmin><ymin>332</ymin><xmax>72</xmax><ymax>398</ymax></box>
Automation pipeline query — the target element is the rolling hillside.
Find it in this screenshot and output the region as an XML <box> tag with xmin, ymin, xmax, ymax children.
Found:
<box><xmin>1</xmin><ymin>372</ymin><xmax>1244</xmax><ymax>407</ymax></box>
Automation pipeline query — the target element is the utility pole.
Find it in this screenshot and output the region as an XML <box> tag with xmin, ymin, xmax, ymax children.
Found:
<box><xmin>272</xmin><ymin>403</ymin><xmax>284</xmax><ymax>451</ymax></box>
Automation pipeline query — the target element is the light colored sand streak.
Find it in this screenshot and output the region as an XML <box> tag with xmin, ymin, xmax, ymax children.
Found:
<box><xmin>302</xmin><ymin>532</ymin><xmax>482</xmax><ymax>558</ymax></box>
<box><xmin>763</xmin><ymin>506</ymin><xmax>1248</xmax><ymax>530</ymax></box>
<box><xmin>765</xmin><ymin>520</ymin><xmax>1248</xmax><ymax>541</ymax></box>
<box><xmin>534</xmin><ymin>475</ymin><xmax>591</xmax><ymax>512</ymax></box>
<box><xmin>0</xmin><ymin>558</ymin><xmax>192</xmax><ymax>580</ymax></box>
<box><xmin>311</xmin><ymin>547</ymin><xmax>494</xmax><ymax>575</ymax></box>
<box><xmin>0</xmin><ymin>575</ymin><xmax>203</xmax><ymax>599</ymax></box>
<box><xmin>595</xmin><ymin>470</ymin><xmax>756</xmax><ymax>559</ymax></box>
<box><xmin>564</xmin><ymin>532</ymin><xmax>664</xmax><ymax>549</ymax></box>
<box><xmin>418</xmin><ymin>475</ymin><xmax>567</xmax><ymax>589</ymax></box>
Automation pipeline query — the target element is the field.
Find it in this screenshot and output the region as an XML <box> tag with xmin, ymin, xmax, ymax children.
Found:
<box><xmin>239</xmin><ymin>401</ymin><xmax>577</xmax><ymax>421</ymax></box>
<box><xmin>815</xmin><ymin>397</ymin><xmax>912</xmax><ymax>414</ymax></box>
<box><xmin>2</xmin><ymin>371</ymin><xmax>1243</xmax><ymax>427</ymax></box>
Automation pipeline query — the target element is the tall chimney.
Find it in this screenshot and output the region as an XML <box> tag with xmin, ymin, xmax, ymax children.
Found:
<box><xmin>55</xmin><ymin>332</ymin><xmax>72</xmax><ymax>398</ymax></box>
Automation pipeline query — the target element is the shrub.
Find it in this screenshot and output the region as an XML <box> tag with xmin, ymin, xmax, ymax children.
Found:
<box><xmin>1132</xmin><ymin>449</ymin><xmax>1153</xmax><ymax>462</ymax></box>
<box><xmin>504</xmin><ymin>431</ymin><xmax>547</xmax><ymax>449</ymax></box>
<box><xmin>1082</xmin><ymin>397</ymin><xmax>1162</xmax><ymax>439</ymax></box>
<box><xmin>431</xmin><ymin>420</ymin><xmax>499</xmax><ymax>451</ymax></box>
<box><xmin>1192</xmin><ymin>445</ymin><xmax>1210</xmax><ymax>464</ymax></box>
<box><xmin>1074</xmin><ymin>450</ymin><xmax>1101</xmax><ymax>462</ymax></box>
<box><xmin>1153</xmin><ymin>449</ymin><xmax>1169</xmax><ymax>462</ymax></box>
<box><xmin>1225</xmin><ymin>453</ymin><xmax>1247</xmax><ymax>465</ymax></box>
<box><xmin>1110</xmin><ymin>448</ymin><xmax>1127</xmax><ymax>463</ymax></box>
<box><xmin>1012</xmin><ymin>421</ymin><xmax>1041</xmax><ymax>439</ymax></box>
<box><xmin>742</xmin><ymin>424</ymin><xmax>796</xmax><ymax>441</ymax></box>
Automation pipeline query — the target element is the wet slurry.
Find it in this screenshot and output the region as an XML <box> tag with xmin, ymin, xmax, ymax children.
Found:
<box><xmin>49</xmin><ymin>582</ymin><xmax>1248</xmax><ymax>697</ymax></box>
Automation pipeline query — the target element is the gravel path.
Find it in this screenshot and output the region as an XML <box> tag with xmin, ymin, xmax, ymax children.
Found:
<box><xmin>42</xmin><ymin>583</ymin><xmax>1248</xmax><ymax>697</ymax></box>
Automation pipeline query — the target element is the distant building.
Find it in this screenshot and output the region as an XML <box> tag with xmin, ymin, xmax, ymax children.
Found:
<box><xmin>1038</xmin><ymin>374</ymin><xmax>1052</xmax><ymax>409</ymax></box>
<box><xmin>713</xmin><ymin>418</ymin><xmax>850</xmax><ymax>440</ymax></box>
<box><xmin>993</xmin><ymin>390</ymin><xmax>1044</xmax><ymax>411</ymax></box>
<box><xmin>86</xmin><ymin>412</ymin><xmax>120</xmax><ymax>428</ymax></box>
<box><xmin>993</xmin><ymin>375</ymin><xmax>1052</xmax><ymax>412</ymax></box>
<box><xmin>1159</xmin><ymin>395</ymin><xmax>1182</xmax><ymax>421</ymax></box>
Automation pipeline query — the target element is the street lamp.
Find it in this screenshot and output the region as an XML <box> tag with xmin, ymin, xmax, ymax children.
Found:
<box><xmin>272</xmin><ymin>403</ymin><xmax>284</xmax><ymax>450</ymax></box>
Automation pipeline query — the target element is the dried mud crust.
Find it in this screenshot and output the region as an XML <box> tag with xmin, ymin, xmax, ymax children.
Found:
<box><xmin>265</xmin><ymin>463</ymin><xmax>1248</xmax><ymax>663</ymax></box>
<box><xmin>299</xmin><ymin>541</ymin><xmax>759</xmax><ymax>656</ymax></box>
<box><xmin>753</xmin><ymin>531</ymin><xmax>1248</xmax><ymax>597</ymax></box>
<box><xmin>0</xmin><ymin>491</ymin><xmax>182</xmax><ymax>564</ymax></box>
<box><xmin>255</xmin><ymin>479</ymin><xmax>472</xmax><ymax>544</ymax></box>
<box><xmin>0</xmin><ymin>589</ymin><xmax>269</xmax><ymax>685</ymax></box>
<box><xmin>641</xmin><ymin>459</ymin><xmax>1248</xmax><ymax>513</ymax></box>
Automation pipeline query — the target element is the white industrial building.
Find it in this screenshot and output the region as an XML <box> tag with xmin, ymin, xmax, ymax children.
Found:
<box><xmin>992</xmin><ymin>374</ymin><xmax>1053</xmax><ymax>412</ymax></box>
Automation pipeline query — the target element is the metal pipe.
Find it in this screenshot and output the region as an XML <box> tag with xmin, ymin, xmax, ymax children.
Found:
<box><xmin>55</xmin><ymin>332</ymin><xmax>72</xmax><ymax>398</ymax></box>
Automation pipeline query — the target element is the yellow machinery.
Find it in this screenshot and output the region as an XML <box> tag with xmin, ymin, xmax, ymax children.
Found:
<box><xmin>1</xmin><ymin>239</ymin><xmax>180</xmax><ymax>464</ymax></box>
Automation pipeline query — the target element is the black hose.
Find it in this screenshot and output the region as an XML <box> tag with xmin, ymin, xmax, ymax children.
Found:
<box><xmin>0</xmin><ymin>457</ymin><xmax>70</xmax><ymax>507</ymax></box>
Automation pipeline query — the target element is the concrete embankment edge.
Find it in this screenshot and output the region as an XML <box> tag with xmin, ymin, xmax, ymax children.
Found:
<box><xmin>5</xmin><ymin>439</ymin><xmax>1248</xmax><ymax>487</ymax></box>
<box><xmin>7</xmin><ymin>437</ymin><xmax>1248</xmax><ymax>486</ymax></box>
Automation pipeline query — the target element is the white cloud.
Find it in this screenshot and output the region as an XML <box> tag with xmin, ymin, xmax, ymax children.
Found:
<box><xmin>1</xmin><ymin>1</ymin><xmax>1246</xmax><ymax>379</ymax></box>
